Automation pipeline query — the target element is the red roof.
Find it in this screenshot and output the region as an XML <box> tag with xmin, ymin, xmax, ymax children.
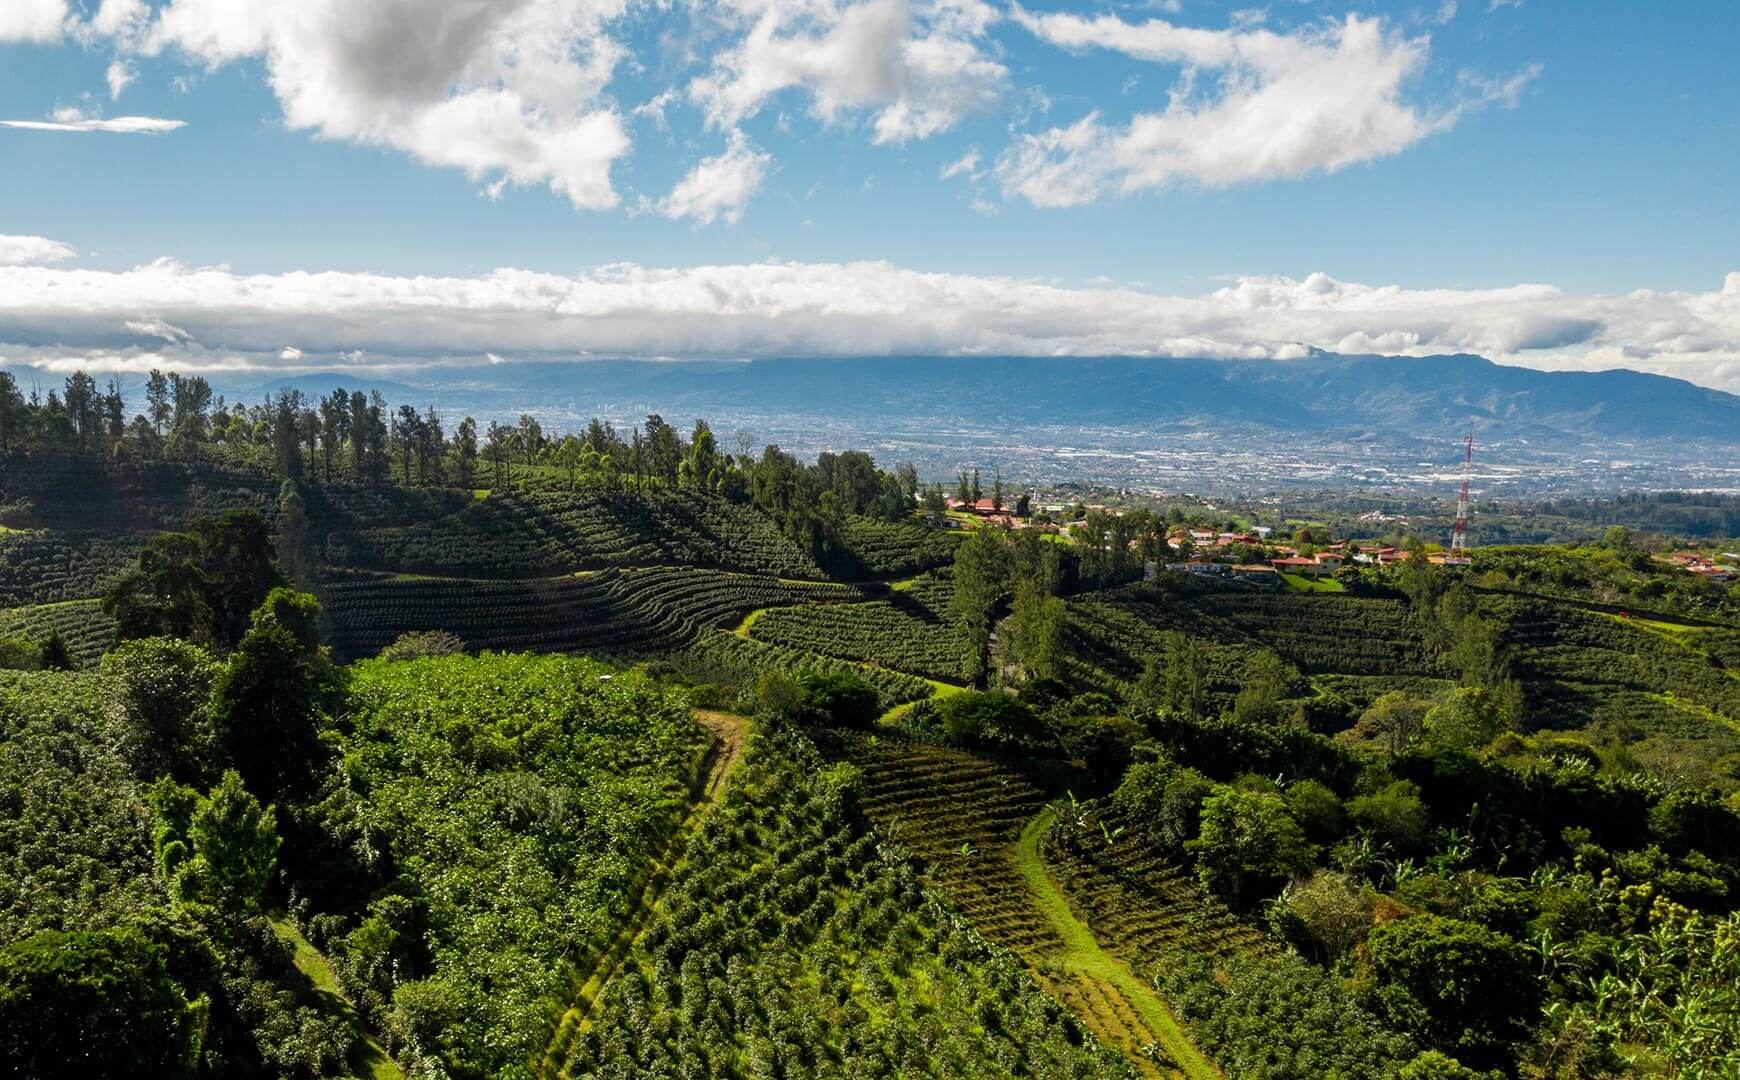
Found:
<box><xmin>1271</xmin><ymin>557</ymin><xmax>1315</xmax><ymax>567</ymax></box>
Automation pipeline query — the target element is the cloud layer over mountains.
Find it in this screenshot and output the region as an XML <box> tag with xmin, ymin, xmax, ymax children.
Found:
<box><xmin>2</xmin><ymin>254</ymin><xmax>1737</xmax><ymax>394</ymax></box>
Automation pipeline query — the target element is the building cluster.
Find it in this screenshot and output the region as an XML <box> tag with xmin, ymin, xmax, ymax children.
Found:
<box><xmin>1663</xmin><ymin>551</ymin><xmax>1738</xmax><ymax>583</ymax></box>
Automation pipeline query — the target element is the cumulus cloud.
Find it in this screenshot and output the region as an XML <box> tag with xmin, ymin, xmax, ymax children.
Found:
<box><xmin>659</xmin><ymin>130</ymin><xmax>772</xmax><ymax>226</ymax></box>
<box><xmin>0</xmin><ymin>259</ymin><xmax>1737</xmax><ymax>393</ymax></box>
<box><xmin>106</xmin><ymin>60</ymin><xmax>136</xmax><ymax>99</ymax></box>
<box><xmin>690</xmin><ymin>0</ymin><xmax>1006</xmax><ymax>144</ymax></box>
<box><xmin>0</xmin><ymin>0</ymin><xmax>66</xmax><ymax>43</ymax></box>
<box><xmin>137</xmin><ymin>0</ymin><xmax>631</xmax><ymax>210</ymax></box>
<box><xmin>998</xmin><ymin>10</ymin><xmax>1528</xmax><ymax>206</ymax></box>
<box><xmin>1</xmin><ymin>114</ymin><xmax>185</xmax><ymax>134</ymax></box>
<box><xmin>0</xmin><ymin>235</ymin><xmax>77</xmax><ymax>266</ymax></box>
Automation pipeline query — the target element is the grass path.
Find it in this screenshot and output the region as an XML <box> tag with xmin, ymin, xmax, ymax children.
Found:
<box><xmin>536</xmin><ymin>709</ymin><xmax>749</xmax><ymax>1078</ymax></box>
<box><xmin>1015</xmin><ymin>808</ymin><xmax>1222</xmax><ymax>1080</ymax></box>
<box><xmin>267</xmin><ymin>916</ymin><xmax>405</xmax><ymax>1080</ymax></box>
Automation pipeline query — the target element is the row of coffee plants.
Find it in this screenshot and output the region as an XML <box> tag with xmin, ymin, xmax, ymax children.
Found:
<box><xmin>748</xmin><ymin>572</ymin><xmax>971</xmax><ymax>681</ymax></box>
<box><xmin>657</xmin><ymin>629</ymin><xmax>935</xmax><ymax>713</ymax></box>
<box><xmin>1488</xmin><ymin>597</ymin><xmax>1740</xmax><ymax>729</ymax></box>
<box><xmin>825</xmin><ymin>731</ymin><xmax>1192</xmax><ymax>1076</ymax></box>
<box><xmin>551</xmin><ymin>727</ymin><xmax>1132</xmax><ymax>1080</ymax></box>
<box><xmin>824</xmin><ymin>515</ymin><xmax>961</xmax><ymax>579</ymax></box>
<box><xmin>1044</xmin><ymin>805</ymin><xmax>1269</xmax><ymax>965</ymax></box>
<box><xmin>0</xmin><ymin>451</ymin><xmax>280</xmax><ymax>531</ymax></box>
<box><xmin>0</xmin><ymin>529</ymin><xmax>147</xmax><ymax>606</ymax></box>
<box><xmin>0</xmin><ymin>598</ymin><xmax>117</xmax><ymax>667</ymax></box>
<box><xmin>327</xmin><ymin>489</ymin><xmax>823</xmax><ymax>580</ymax></box>
<box><xmin>321</xmin><ymin>568</ymin><xmax>862</xmax><ymax>660</ymax></box>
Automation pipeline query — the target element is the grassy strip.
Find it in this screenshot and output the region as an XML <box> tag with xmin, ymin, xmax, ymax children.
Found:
<box><xmin>733</xmin><ymin>607</ymin><xmax>768</xmax><ymax>638</ymax></box>
<box><xmin>1278</xmin><ymin>572</ymin><xmax>1344</xmax><ymax>593</ymax></box>
<box><xmin>267</xmin><ymin>916</ymin><xmax>406</xmax><ymax>1080</ymax></box>
<box><xmin>1015</xmin><ymin>808</ymin><xmax>1223</xmax><ymax>1080</ymax></box>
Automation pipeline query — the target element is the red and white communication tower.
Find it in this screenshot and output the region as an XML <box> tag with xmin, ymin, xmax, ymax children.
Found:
<box><xmin>1446</xmin><ymin>434</ymin><xmax>1474</xmax><ymax>565</ymax></box>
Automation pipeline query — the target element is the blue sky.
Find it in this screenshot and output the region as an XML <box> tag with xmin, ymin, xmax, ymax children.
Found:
<box><xmin>0</xmin><ymin>0</ymin><xmax>1737</xmax><ymax>391</ymax></box>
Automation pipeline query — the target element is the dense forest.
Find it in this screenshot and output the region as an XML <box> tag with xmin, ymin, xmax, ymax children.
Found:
<box><xmin>2</xmin><ymin>368</ymin><xmax>1738</xmax><ymax>1079</ymax></box>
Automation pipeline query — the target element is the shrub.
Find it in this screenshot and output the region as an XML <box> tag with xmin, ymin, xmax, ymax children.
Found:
<box><xmin>0</xmin><ymin>926</ymin><xmax>199</xmax><ymax>1078</ymax></box>
<box><xmin>377</xmin><ymin>629</ymin><xmax>466</xmax><ymax>661</ymax></box>
<box><xmin>795</xmin><ymin>671</ymin><xmax>881</xmax><ymax>729</ymax></box>
<box><xmin>1364</xmin><ymin>914</ymin><xmax>1538</xmax><ymax>1066</ymax></box>
<box><xmin>937</xmin><ymin>691</ymin><xmax>1043</xmax><ymax>747</ymax></box>
<box><xmin>102</xmin><ymin>636</ymin><xmax>222</xmax><ymax>783</ymax></box>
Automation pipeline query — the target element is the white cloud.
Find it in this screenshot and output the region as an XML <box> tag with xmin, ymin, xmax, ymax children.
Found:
<box><xmin>1</xmin><ymin>259</ymin><xmax>1738</xmax><ymax>394</ymax></box>
<box><xmin>0</xmin><ymin>235</ymin><xmax>77</xmax><ymax>266</ymax></box>
<box><xmin>690</xmin><ymin>0</ymin><xmax>1006</xmax><ymax>145</ymax></box>
<box><xmin>938</xmin><ymin>148</ymin><xmax>981</xmax><ymax>179</ymax></box>
<box><xmin>106</xmin><ymin>60</ymin><xmax>136</xmax><ymax>99</ymax></box>
<box><xmin>1</xmin><ymin>115</ymin><xmax>185</xmax><ymax>134</ymax></box>
<box><xmin>0</xmin><ymin>0</ymin><xmax>66</xmax><ymax>43</ymax></box>
<box><xmin>137</xmin><ymin>0</ymin><xmax>632</xmax><ymax>210</ymax></box>
<box><xmin>279</xmin><ymin>346</ymin><xmax>304</xmax><ymax>361</ymax></box>
<box><xmin>659</xmin><ymin>130</ymin><xmax>772</xmax><ymax>226</ymax></box>
<box><xmin>124</xmin><ymin>317</ymin><xmax>193</xmax><ymax>343</ymax></box>
<box><xmin>1000</xmin><ymin>10</ymin><xmax>1525</xmax><ymax>206</ymax></box>
<box><xmin>0</xmin><ymin>234</ymin><xmax>77</xmax><ymax>266</ymax></box>
<box><xmin>87</xmin><ymin>0</ymin><xmax>149</xmax><ymax>43</ymax></box>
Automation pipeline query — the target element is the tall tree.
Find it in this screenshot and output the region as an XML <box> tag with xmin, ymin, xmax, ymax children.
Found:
<box><xmin>950</xmin><ymin>527</ymin><xmax>1012</xmax><ymax>688</ymax></box>
<box><xmin>394</xmin><ymin>404</ymin><xmax>420</xmax><ymax>484</ymax></box>
<box><xmin>455</xmin><ymin>416</ymin><xmax>479</xmax><ymax>487</ymax></box>
<box><xmin>516</xmin><ymin>413</ymin><xmax>542</xmax><ymax>468</ymax></box>
<box><xmin>143</xmin><ymin>369</ymin><xmax>171</xmax><ymax>436</ymax></box>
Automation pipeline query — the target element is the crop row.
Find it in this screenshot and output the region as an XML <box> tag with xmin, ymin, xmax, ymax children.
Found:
<box><xmin>0</xmin><ymin>600</ymin><xmax>116</xmax><ymax>668</ymax></box>
<box><xmin>749</xmin><ymin>574</ymin><xmax>970</xmax><ymax>681</ymax></box>
<box><xmin>0</xmin><ymin>530</ymin><xmax>146</xmax><ymax>607</ymax></box>
<box><xmin>825</xmin><ymin>515</ymin><xmax>960</xmax><ymax>579</ymax></box>
<box><xmin>322</xmin><ymin>568</ymin><xmax>862</xmax><ymax>660</ymax></box>
<box><xmin>327</xmin><ymin>488</ymin><xmax>823</xmax><ymax>580</ymax></box>
<box><xmin>555</xmin><ymin>730</ymin><xmax>1124</xmax><ymax>1079</ymax></box>
<box><xmin>1485</xmin><ymin>598</ymin><xmax>1740</xmax><ymax>730</ymax></box>
<box><xmin>0</xmin><ymin>451</ymin><xmax>279</xmax><ymax>531</ymax></box>
<box><xmin>832</xmin><ymin>732</ymin><xmax>1062</xmax><ymax>959</ymax></box>
<box><xmin>660</xmin><ymin>629</ymin><xmax>934</xmax><ymax>713</ymax></box>
<box><xmin>1045</xmin><ymin>807</ymin><xmax>1267</xmax><ymax>966</ymax></box>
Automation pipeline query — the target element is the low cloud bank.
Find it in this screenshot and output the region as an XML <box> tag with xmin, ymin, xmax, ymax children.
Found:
<box><xmin>1</xmin><ymin>259</ymin><xmax>1737</xmax><ymax>394</ymax></box>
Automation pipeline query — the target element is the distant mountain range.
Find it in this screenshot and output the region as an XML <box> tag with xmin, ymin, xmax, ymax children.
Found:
<box><xmin>238</xmin><ymin>353</ymin><xmax>1740</xmax><ymax>447</ymax></box>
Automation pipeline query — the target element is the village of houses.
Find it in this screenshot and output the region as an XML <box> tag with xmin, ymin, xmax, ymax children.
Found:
<box><xmin>939</xmin><ymin>494</ymin><xmax>1739</xmax><ymax>590</ymax></box>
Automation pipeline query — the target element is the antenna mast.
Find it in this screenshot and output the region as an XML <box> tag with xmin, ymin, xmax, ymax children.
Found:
<box><xmin>1448</xmin><ymin>434</ymin><xmax>1473</xmax><ymax>565</ymax></box>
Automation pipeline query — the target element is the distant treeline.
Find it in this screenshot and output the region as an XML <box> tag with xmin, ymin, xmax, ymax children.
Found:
<box><xmin>1533</xmin><ymin>492</ymin><xmax>1740</xmax><ymax>541</ymax></box>
<box><xmin>0</xmin><ymin>367</ymin><xmax>933</xmax><ymax>566</ymax></box>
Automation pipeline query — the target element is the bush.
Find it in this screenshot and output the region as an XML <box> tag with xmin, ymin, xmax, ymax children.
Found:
<box><xmin>0</xmin><ymin>926</ymin><xmax>199</xmax><ymax>1078</ymax></box>
<box><xmin>795</xmin><ymin>671</ymin><xmax>881</xmax><ymax>729</ymax></box>
<box><xmin>377</xmin><ymin>629</ymin><xmax>466</xmax><ymax>661</ymax></box>
<box><xmin>0</xmin><ymin>635</ymin><xmax>39</xmax><ymax>671</ymax></box>
<box><xmin>936</xmin><ymin>691</ymin><xmax>1043</xmax><ymax>747</ymax></box>
<box><xmin>102</xmin><ymin>636</ymin><xmax>222</xmax><ymax>783</ymax></box>
<box><xmin>1364</xmin><ymin>914</ymin><xmax>1539</xmax><ymax>1066</ymax></box>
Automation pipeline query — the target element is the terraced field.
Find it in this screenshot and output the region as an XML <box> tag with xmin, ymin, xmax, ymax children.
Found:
<box><xmin>833</xmin><ymin>733</ymin><xmax>1219</xmax><ymax>1079</ymax></box>
<box><xmin>326</xmin><ymin>488</ymin><xmax>823</xmax><ymax>580</ymax></box>
<box><xmin>659</xmin><ymin>628</ymin><xmax>937</xmax><ymax>713</ymax></box>
<box><xmin>0</xmin><ymin>529</ymin><xmax>146</xmax><ymax>606</ymax></box>
<box><xmin>748</xmin><ymin>571</ymin><xmax>970</xmax><ymax>680</ymax></box>
<box><xmin>0</xmin><ymin>599</ymin><xmax>116</xmax><ymax>668</ymax></box>
<box><xmin>825</xmin><ymin>514</ymin><xmax>960</xmax><ymax>579</ymax></box>
<box><xmin>323</xmin><ymin>568</ymin><xmax>862</xmax><ymax>660</ymax></box>
<box><xmin>1045</xmin><ymin>808</ymin><xmax>1268</xmax><ymax>967</ymax></box>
